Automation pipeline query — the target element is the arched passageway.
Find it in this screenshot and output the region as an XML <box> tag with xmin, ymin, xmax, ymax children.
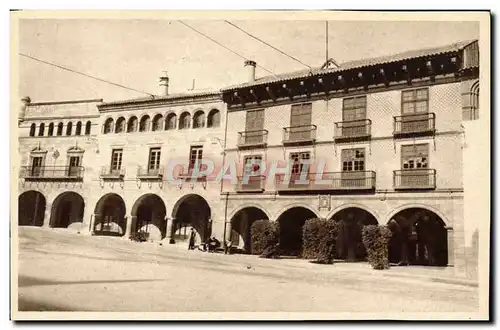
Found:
<box><xmin>131</xmin><ymin>194</ymin><xmax>166</xmax><ymax>241</ymax></box>
<box><xmin>49</xmin><ymin>192</ymin><xmax>85</xmax><ymax>228</ymax></box>
<box><xmin>18</xmin><ymin>191</ymin><xmax>46</xmax><ymax>226</ymax></box>
<box><xmin>277</xmin><ymin>207</ymin><xmax>318</xmax><ymax>256</ymax></box>
<box><xmin>388</xmin><ymin>208</ymin><xmax>448</xmax><ymax>266</ymax></box>
<box><xmin>93</xmin><ymin>194</ymin><xmax>126</xmax><ymax>236</ymax></box>
<box><xmin>331</xmin><ymin>207</ymin><xmax>378</xmax><ymax>261</ymax></box>
<box><xmin>230</xmin><ymin>207</ymin><xmax>269</xmax><ymax>253</ymax></box>
<box><xmin>171</xmin><ymin>194</ymin><xmax>211</xmax><ymax>244</ymax></box>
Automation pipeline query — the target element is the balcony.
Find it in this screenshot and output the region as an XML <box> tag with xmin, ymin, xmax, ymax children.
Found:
<box><xmin>393</xmin><ymin>113</ymin><xmax>436</xmax><ymax>138</ymax></box>
<box><xmin>137</xmin><ymin>166</ymin><xmax>164</xmax><ymax>180</ymax></box>
<box><xmin>178</xmin><ymin>167</ymin><xmax>207</xmax><ymax>182</ymax></box>
<box><xmin>100</xmin><ymin>166</ymin><xmax>125</xmax><ymax>180</ymax></box>
<box><xmin>235</xmin><ymin>176</ymin><xmax>266</xmax><ymax>193</ymax></box>
<box><xmin>237</xmin><ymin>130</ymin><xmax>268</xmax><ymax>149</ymax></box>
<box><xmin>334</xmin><ymin>119</ymin><xmax>372</xmax><ymax>142</ymax></box>
<box><xmin>282</xmin><ymin>125</ymin><xmax>317</xmax><ymax>146</ymax></box>
<box><xmin>20</xmin><ymin>166</ymin><xmax>85</xmax><ymax>181</ymax></box>
<box><xmin>275</xmin><ymin>171</ymin><xmax>376</xmax><ymax>192</ymax></box>
<box><xmin>393</xmin><ymin>169</ymin><xmax>436</xmax><ymax>190</ymax></box>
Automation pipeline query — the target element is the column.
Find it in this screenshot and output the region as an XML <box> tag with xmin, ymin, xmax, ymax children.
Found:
<box><xmin>42</xmin><ymin>203</ymin><xmax>51</xmax><ymax>228</ymax></box>
<box><xmin>224</xmin><ymin>220</ymin><xmax>232</xmax><ymax>243</ymax></box>
<box><xmin>166</xmin><ymin>217</ymin><xmax>175</xmax><ymax>244</ymax></box>
<box><xmin>125</xmin><ymin>216</ymin><xmax>135</xmax><ymax>238</ymax></box>
<box><xmin>446</xmin><ymin>227</ymin><xmax>455</xmax><ymax>266</ymax></box>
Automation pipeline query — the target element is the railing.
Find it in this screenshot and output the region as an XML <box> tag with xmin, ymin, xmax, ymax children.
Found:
<box><xmin>178</xmin><ymin>166</ymin><xmax>207</xmax><ymax>182</ymax></box>
<box><xmin>236</xmin><ymin>175</ymin><xmax>266</xmax><ymax>192</ymax></box>
<box><xmin>20</xmin><ymin>166</ymin><xmax>85</xmax><ymax>180</ymax></box>
<box><xmin>274</xmin><ymin>171</ymin><xmax>376</xmax><ymax>191</ymax></box>
<box><xmin>237</xmin><ymin>130</ymin><xmax>268</xmax><ymax>148</ymax></box>
<box><xmin>282</xmin><ymin>125</ymin><xmax>317</xmax><ymax>145</ymax></box>
<box><xmin>334</xmin><ymin>119</ymin><xmax>372</xmax><ymax>141</ymax></box>
<box><xmin>393</xmin><ymin>169</ymin><xmax>436</xmax><ymax>190</ymax></box>
<box><xmin>137</xmin><ymin>166</ymin><xmax>164</xmax><ymax>179</ymax></box>
<box><xmin>393</xmin><ymin>113</ymin><xmax>436</xmax><ymax>137</ymax></box>
<box><xmin>100</xmin><ymin>166</ymin><xmax>125</xmax><ymax>179</ymax></box>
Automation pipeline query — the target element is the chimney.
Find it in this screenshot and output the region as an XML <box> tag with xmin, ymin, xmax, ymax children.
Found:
<box><xmin>19</xmin><ymin>96</ymin><xmax>31</xmax><ymax>124</ymax></box>
<box><xmin>159</xmin><ymin>71</ymin><xmax>169</xmax><ymax>96</ymax></box>
<box><xmin>244</xmin><ymin>60</ymin><xmax>256</xmax><ymax>82</ymax></box>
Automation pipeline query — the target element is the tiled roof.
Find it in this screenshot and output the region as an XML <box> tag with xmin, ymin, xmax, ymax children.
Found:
<box><xmin>221</xmin><ymin>39</ymin><xmax>477</xmax><ymax>91</ymax></box>
<box><xmin>99</xmin><ymin>90</ymin><xmax>221</xmax><ymax>107</ymax></box>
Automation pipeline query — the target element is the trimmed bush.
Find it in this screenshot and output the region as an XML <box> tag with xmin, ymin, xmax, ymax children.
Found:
<box><xmin>130</xmin><ymin>231</ymin><xmax>149</xmax><ymax>242</ymax></box>
<box><xmin>302</xmin><ymin>218</ymin><xmax>325</xmax><ymax>259</ymax></box>
<box><xmin>250</xmin><ymin>220</ymin><xmax>279</xmax><ymax>256</ymax></box>
<box><xmin>316</xmin><ymin>220</ymin><xmax>340</xmax><ymax>264</ymax></box>
<box><xmin>362</xmin><ymin>225</ymin><xmax>392</xmax><ymax>269</ymax></box>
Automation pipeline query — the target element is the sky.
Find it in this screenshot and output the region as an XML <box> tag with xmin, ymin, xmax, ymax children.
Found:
<box><xmin>18</xmin><ymin>19</ymin><xmax>479</xmax><ymax>103</ymax></box>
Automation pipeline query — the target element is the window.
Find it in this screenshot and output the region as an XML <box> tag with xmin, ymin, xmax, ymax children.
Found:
<box><xmin>402</xmin><ymin>144</ymin><xmax>429</xmax><ymax>169</ymax></box>
<box><xmin>289</xmin><ymin>103</ymin><xmax>312</xmax><ymax>140</ymax></box>
<box><xmin>115</xmin><ymin>117</ymin><xmax>125</xmax><ymax>133</ymax></box>
<box><xmin>243</xmin><ymin>155</ymin><xmax>263</xmax><ymax>189</ymax></box>
<box><xmin>85</xmin><ymin>121</ymin><xmax>92</xmax><ymax>135</ymax></box>
<box><xmin>341</xmin><ymin>149</ymin><xmax>365</xmax><ymax>172</ymax></box>
<box><xmin>57</xmin><ymin>122</ymin><xmax>63</xmax><ymax>136</ymax></box>
<box><xmin>127</xmin><ymin>116</ymin><xmax>138</xmax><ymax>132</ymax></box>
<box><xmin>29</xmin><ymin>123</ymin><xmax>36</xmax><ymax>137</ymax></box>
<box><xmin>462</xmin><ymin>81</ymin><xmax>479</xmax><ymax>120</ymax></box>
<box><xmin>66</xmin><ymin>122</ymin><xmax>73</xmax><ymax>136</ymax></box>
<box><xmin>343</xmin><ymin>96</ymin><xmax>366</xmax><ymax>121</ymax></box>
<box><xmin>110</xmin><ymin>149</ymin><xmax>123</xmax><ymax>173</ymax></box>
<box><xmin>139</xmin><ymin>115</ymin><xmax>150</xmax><ymax>132</ymax></box>
<box><xmin>48</xmin><ymin>123</ymin><xmax>54</xmax><ymax>136</ymax></box>
<box><xmin>290</xmin><ymin>152</ymin><xmax>310</xmax><ymax>176</ymax></box>
<box><xmin>193</xmin><ymin>111</ymin><xmax>205</xmax><ymax>128</ymax></box>
<box><xmin>245</xmin><ymin>109</ymin><xmax>265</xmax><ymax>144</ymax></box>
<box><xmin>75</xmin><ymin>121</ymin><xmax>82</xmax><ymax>135</ymax></box>
<box><xmin>30</xmin><ymin>156</ymin><xmax>44</xmax><ymax>176</ymax></box>
<box><xmin>152</xmin><ymin>114</ymin><xmax>163</xmax><ymax>131</ymax></box>
<box><xmin>148</xmin><ymin>148</ymin><xmax>161</xmax><ymax>173</ymax></box>
<box><xmin>68</xmin><ymin>156</ymin><xmax>81</xmax><ymax>176</ymax></box>
<box><xmin>207</xmin><ymin>109</ymin><xmax>221</xmax><ymax>127</ymax></box>
<box><xmin>103</xmin><ymin>118</ymin><xmax>114</xmax><ymax>134</ymax></box>
<box><xmin>165</xmin><ymin>113</ymin><xmax>177</xmax><ymax>130</ymax></box>
<box><xmin>38</xmin><ymin>123</ymin><xmax>45</xmax><ymax>136</ymax></box>
<box><xmin>401</xmin><ymin>88</ymin><xmax>429</xmax><ymax>115</ymax></box>
<box><xmin>179</xmin><ymin>112</ymin><xmax>191</xmax><ymax>129</ymax></box>
<box><xmin>188</xmin><ymin>146</ymin><xmax>203</xmax><ymax>171</ymax></box>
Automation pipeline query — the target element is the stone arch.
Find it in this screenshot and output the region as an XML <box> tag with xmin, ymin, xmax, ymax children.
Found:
<box><xmin>152</xmin><ymin>113</ymin><xmax>164</xmax><ymax>131</ymax></box>
<box><xmin>171</xmin><ymin>194</ymin><xmax>211</xmax><ymax>244</ymax></box>
<box><xmin>165</xmin><ymin>111</ymin><xmax>177</xmax><ymax>130</ymax></box>
<box><xmin>29</xmin><ymin>123</ymin><xmax>36</xmax><ymax>136</ymax></box>
<box><xmin>139</xmin><ymin>115</ymin><xmax>151</xmax><ymax>132</ymax></box>
<box><xmin>385</xmin><ymin>203</ymin><xmax>450</xmax><ymax>227</ymax></box>
<box><xmin>49</xmin><ymin>191</ymin><xmax>85</xmax><ymax>228</ymax></box>
<box><xmin>103</xmin><ymin>117</ymin><xmax>114</xmax><ymax>134</ymax></box>
<box><xmin>18</xmin><ymin>190</ymin><xmax>46</xmax><ymax>226</ymax></box>
<box><xmin>227</xmin><ymin>203</ymin><xmax>272</xmax><ymax>222</ymax></box>
<box><xmin>127</xmin><ymin>116</ymin><xmax>138</xmax><ymax>132</ymax></box>
<box><xmin>193</xmin><ymin>109</ymin><xmax>206</xmax><ymax>128</ymax></box>
<box><xmin>327</xmin><ymin>203</ymin><xmax>382</xmax><ymax>224</ymax></box>
<box><xmin>115</xmin><ymin>117</ymin><xmax>126</xmax><ymax>133</ymax></box>
<box><xmin>57</xmin><ymin>122</ymin><xmax>64</xmax><ymax>136</ymax></box>
<box><xmin>130</xmin><ymin>193</ymin><xmax>167</xmax><ymax>240</ymax></box>
<box><xmin>179</xmin><ymin>111</ymin><xmax>191</xmax><ymax>129</ymax></box>
<box><xmin>48</xmin><ymin>122</ymin><xmax>54</xmax><ymax>136</ymax></box>
<box><xmin>75</xmin><ymin>121</ymin><xmax>82</xmax><ymax>135</ymax></box>
<box><xmin>93</xmin><ymin>193</ymin><xmax>127</xmax><ymax>236</ymax></box>
<box><xmin>274</xmin><ymin>203</ymin><xmax>319</xmax><ymax>221</ymax></box>
<box><xmin>38</xmin><ymin>123</ymin><xmax>45</xmax><ymax>136</ymax></box>
<box><xmin>66</xmin><ymin>121</ymin><xmax>73</xmax><ymax>136</ymax></box>
<box><xmin>207</xmin><ymin>108</ymin><xmax>221</xmax><ymax>128</ymax></box>
<box><xmin>85</xmin><ymin>121</ymin><xmax>92</xmax><ymax>135</ymax></box>
<box><xmin>276</xmin><ymin>205</ymin><xmax>319</xmax><ymax>256</ymax></box>
<box><xmin>229</xmin><ymin>205</ymin><xmax>270</xmax><ymax>253</ymax></box>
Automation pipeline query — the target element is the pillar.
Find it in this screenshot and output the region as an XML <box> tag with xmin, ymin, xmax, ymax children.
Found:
<box><xmin>224</xmin><ymin>220</ymin><xmax>232</xmax><ymax>243</ymax></box>
<box><xmin>125</xmin><ymin>216</ymin><xmax>135</xmax><ymax>238</ymax></box>
<box><xmin>446</xmin><ymin>227</ymin><xmax>455</xmax><ymax>266</ymax></box>
<box><xmin>166</xmin><ymin>217</ymin><xmax>175</xmax><ymax>243</ymax></box>
<box><xmin>43</xmin><ymin>203</ymin><xmax>51</xmax><ymax>228</ymax></box>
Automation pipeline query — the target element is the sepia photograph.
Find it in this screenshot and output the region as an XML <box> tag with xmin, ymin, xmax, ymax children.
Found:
<box><xmin>9</xmin><ymin>10</ymin><xmax>490</xmax><ymax>320</ymax></box>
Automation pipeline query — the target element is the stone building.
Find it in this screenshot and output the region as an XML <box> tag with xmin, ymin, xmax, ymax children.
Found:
<box><xmin>17</xmin><ymin>39</ymin><xmax>482</xmax><ymax>275</ymax></box>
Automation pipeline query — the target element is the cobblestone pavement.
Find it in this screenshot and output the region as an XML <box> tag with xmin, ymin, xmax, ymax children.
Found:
<box><xmin>16</xmin><ymin>227</ymin><xmax>479</xmax><ymax>317</ymax></box>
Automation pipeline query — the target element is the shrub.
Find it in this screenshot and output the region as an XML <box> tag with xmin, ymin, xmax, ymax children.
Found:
<box><xmin>316</xmin><ymin>220</ymin><xmax>340</xmax><ymax>264</ymax></box>
<box><xmin>362</xmin><ymin>225</ymin><xmax>392</xmax><ymax>269</ymax></box>
<box><xmin>302</xmin><ymin>218</ymin><xmax>325</xmax><ymax>259</ymax></box>
<box><xmin>250</xmin><ymin>220</ymin><xmax>279</xmax><ymax>256</ymax></box>
<box><xmin>130</xmin><ymin>231</ymin><xmax>149</xmax><ymax>242</ymax></box>
<box><xmin>259</xmin><ymin>243</ymin><xmax>280</xmax><ymax>259</ymax></box>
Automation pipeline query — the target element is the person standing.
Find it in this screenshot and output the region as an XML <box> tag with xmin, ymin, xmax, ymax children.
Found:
<box><xmin>188</xmin><ymin>227</ymin><xmax>196</xmax><ymax>250</ymax></box>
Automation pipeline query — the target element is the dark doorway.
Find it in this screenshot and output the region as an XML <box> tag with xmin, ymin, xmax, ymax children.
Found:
<box><xmin>18</xmin><ymin>191</ymin><xmax>46</xmax><ymax>226</ymax></box>
<box><xmin>93</xmin><ymin>193</ymin><xmax>126</xmax><ymax>236</ymax></box>
<box><xmin>277</xmin><ymin>207</ymin><xmax>318</xmax><ymax>256</ymax></box>
<box><xmin>131</xmin><ymin>194</ymin><xmax>166</xmax><ymax>240</ymax></box>
<box><xmin>230</xmin><ymin>207</ymin><xmax>269</xmax><ymax>253</ymax></box>
<box><xmin>50</xmin><ymin>192</ymin><xmax>85</xmax><ymax>228</ymax></box>
<box><xmin>171</xmin><ymin>194</ymin><xmax>211</xmax><ymax>244</ymax></box>
<box><xmin>388</xmin><ymin>208</ymin><xmax>448</xmax><ymax>266</ymax></box>
<box><xmin>331</xmin><ymin>208</ymin><xmax>378</xmax><ymax>261</ymax></box>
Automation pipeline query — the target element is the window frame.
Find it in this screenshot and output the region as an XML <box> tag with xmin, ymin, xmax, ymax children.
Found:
<box><xmin>401</xmin><ymin>144</ymin><xmax>429</xmax><ymax>170</ymax></box>
<box><xmin>148</xmin><ymin>147</ymin><xmax>161</xmax><ymax>171</ymax></box>
<box><xmin>110</xmin><ymin>149</ymin><xmax>123</xmax><ymax>172</ymax></box>
<box><xmin>401</xmin><ymin>87</ymin><xmax>429</xmax><ymax>115</ymax></box>
<box><xmin>342</xmin><ymin>96</ymin><xmax>367</xmax><ymax>122</ymax></box>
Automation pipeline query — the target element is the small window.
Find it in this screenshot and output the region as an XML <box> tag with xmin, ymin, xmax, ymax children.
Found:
<box><xmin>110</xmin><ymin>149</ymin><xmax>123</xmax><ymax>173</ymax></box>
<box><xmin>462</xmin><ymin>81</ymin><xmax>479</xmax><ymax>121</ymax></box>
<box><xmin>189</xmin><ymin>146</ymin><xmax>203</xmax><ymax>170</ymax></box>
<box><xmin>57</xmin><ymin>122</ymin><xmax>63</xmax><ymax>136</ymax></box>
<box><xmin>29</xmin><ymin>123</ymin><xmax>36</xmax><ymax>137</ymax></box>
<box><xmin>401</xmin><ymin>144</ymin><xmax>429</xmax><ymax>169</ymax></box>
<box><xmin>75</xmin><ymin>121</ymin><xmax>82</xmax><ymax>136</ymax></box>
<box><xmin>139</xmin><ymin>115</ymin><xmax>151</xmax><ymax>132</ymax></box>
<box><xmin>179</xmin><ymin>112</ymin><xmax>191</xmax><ymax>129</ymax></box>
<box><xmin>193</xmin><ymin>111</ymin><xmax>205</xmax><ymax>128</ymax></box>
<box><xmin>343</xmin><ymin>96</ymin><xmax>367</xmax><ymax>121</ymax></box>
<box><xmin>243</xmin><ymin>155</ymin><xmax>263</xmax><ymax>175</ymax></box>
<box><xmin>148</xmin><ymin>148</ymin><xmax>161</xmax><ymax>171</ymax></box>
<box><xmin>38</xmin><ymin>123</ymin><xmax>45</xmax><ymax>137</ymax></box>
<box><xmin>66</xmin><ymin>122</ymin><xmax>73</xmax><ymax>136</ymax></box>
<box><xmin>165</xmin><ymin>113</ymin><xmax>177</xmax><ymax>130</ymax></box>
<box><xmin>103</xmin><ymin>118</ymin><xmax>114</xmax><ymax>134</ymax></box>
<box><xmin>30</xmin><ymin>156</ymin><xmax>44</xmax><ymax>176</ymax></box>
<box><xmin>290</xmin><ymin>152</ymin><xmax>310</xmax><ymax>175</ymax></box>
<box><xmin>115</xmin><ymin>117</ymin><xmax>126</xmax><ymax>133</ymax></box>
<box><xmin>127</xmin><ymin>116</ymin><xmax>138</xmax><ymax>132</ymax></box>
<box><xmin>85</xmin><ymin>121</ymin><xmax>92</xmax><ymax>135</ymax></box>
<box><xmin>48</xmin><ymin>123</ymin><xmax>54</xmax><ymax>136</ymax></box>
<box><xmin>401</xmin><ymin>88</ymin><xmax>429</xmax><ymax>115</ymax></box>
<box><xmin>341</xmin><ymin>148</ymin><xmax>365</xmax><ymax>172</ymax></box>
<box><xmin>207</xmin><ymin>109</ymin><xmax>221</xmax><ymax>128</ymax></box>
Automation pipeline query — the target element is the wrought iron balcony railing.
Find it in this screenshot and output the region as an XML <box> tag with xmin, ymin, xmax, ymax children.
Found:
<box><xmin>20</xmin><ymin>166</ymin><xmax>85</xmax><ymax>181</ymax></box>
<box><xmin>100</xmin><ymin>166</ymin><xmax>125</xmax><ymax>179</ymax></box>
<box><xmin>137</xmin><ymin>166</ymin><xmax>164</xmax><ymax>180</ymax></box>
<box><xmin>274</xmin><ymin>171</ymin><xmax>376</xmax><ymax>191</ymax></box>
<box><xmin>237</xmin><ymin>130</ymin><xmax>268</xmax><ymax>149</ymax></box>
<box><xmin>334</xmin><ymin>119</ymin><xmax>372</xmax><ymax>141</ymax></box>
<box><xmin>236</xmin><ymin>175</ymin><xmax>266</xmax><ymax>192</ymax></box>
<box><xmin>393</xmin><ymin>113</ymin><xmax>436</xmax><ymax>138</ymax></box>
<box><xmin>393</xmin><ymin>169</ymin><xmax>436</xmax><ymax>190</ymax></box>
<box><xmin>282</xmin><ymin>125</ymin><xmax>317</xmax><ymax>145</ymax></box>
<box><xmin>178</xmin><ymin>166</ymin><xmax>208</xmax><ymax>182</ymax></box>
